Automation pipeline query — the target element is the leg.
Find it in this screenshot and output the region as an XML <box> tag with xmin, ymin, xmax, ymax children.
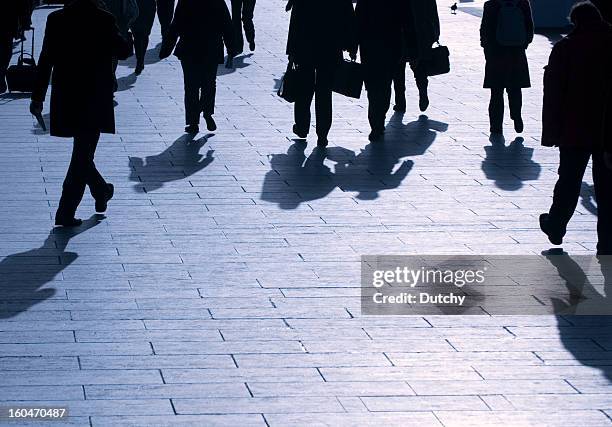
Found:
<box><xmin>132</xmin><ymin>31</ymin><xmax>149</xmax><ymax>72</ymax></box>
<box><xmin>365</xmin><ymin>66</ymin><xmax>392</xmax><ymax>136</ymax></box>
<box><xmin>548</xmin><ymin>147</ymin><xmax>591</xmax><ymax>237</ymax></box>
<box><xmin>56</xmin><ymin>133</ymin><xmax>103</xmax><ymax>219</ymax></box>
<box><xmin>393</xmin><ymin>60</ymin><xmax>407</xmax><ymax>110</ymax></box>
<box><xmin>411</xmin><ymin>61</ymin><xmax>429</xmax><ymax>112</ymax></box>
<box><xmin>592</xmin><ymin>150</ymin><xmax>612</xmax><ymax>254</ymax></box>
<box><xmin>507</xmin><ymin>87</ymin><xmax>524</xmax><ymax>132</ymax></box>
<box><xmin>231</xmin><ymin>0</ymin><xmax>245</xmax><ymax>54</ymax></box>
<box><xmin>156</xmin><ymin>0</ymin><xmax>175</xmax><ymax>39</ymax></box>
<box><xmin>489</xmin><ymin>88</ymin><xmax>504</xmax><ymax>133</ymax></box>
<box><xmin>313</xmin><ymin>62</ymin><xmax>335</xmax><ymax>140</ymax></box>
<box><xmin>112</xmin><ymin>57</ymin><xmax>118</xmax><ymax>92</ymax></box>
<box><xmin>242</xmin><ymin>0</ymin><xmax>256</xmax><ymax>48</ymax></box>
<box><xmin>0</xmin><ymin>32</ymin><xmax>12</xmax><ymax>92</ymax></box>
<box><xmin>181</xmin><ymin>60</ymin><xmax>202</xmax><ymax>126</ymax></box>
<box><xmin>294</xmin><ymin>64</ymin><xmax>315</xmax><ymax>135</ymax></box>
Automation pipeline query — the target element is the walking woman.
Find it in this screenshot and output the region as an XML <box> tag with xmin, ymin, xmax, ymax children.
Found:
<box><xmin>480</xmin><ymin>0</ymin><xmax>534</xmax><ymax>135</ymax></box>
<box><xmin>131</xmin><ymin>0</ymin><xmax>156</xmax><ymax>75</ymax></box>
<box><xmin>393</xmin><ymin>0</ymin><xmax>440</xmax><ymax>113</ymax></box>
<box><xmin>159</xmin><ymin>0</ymin><xmax>236</xmax><ymax>134</ymax></box>
<box><xmin>286</xmin><ymin>0</ymin><xmax>357</xmax><ymax>147</ymax></box>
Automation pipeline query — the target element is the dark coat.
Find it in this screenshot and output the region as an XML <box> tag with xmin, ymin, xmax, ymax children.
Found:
<box><xmin>592</xmin><ymin>0</ymin><xmax>612</xmax><ymax>24</ymax></box>
<box><xmin>405</xmin><ymin>0</ymin><xmax>441</xmax><ymax>61</ymax></box>
<box><xmin>286</xmin><ymin>0</ymin><xmax>357</xmax><ymax>64</ymax></box>
<box><xmin>0</xmin><ymin>0</ymin><xmax>32</xmax><ymax>38</ymax></box>
<box><xmin>162</xmin><ymin>0</ymin><xmax>235</xmax><ymax>64</ymax></box>
<box><xmin>131</xmin><ymin>0</ymin><xmax>156</xmax><ymax>35</ymax></box>
<box><xmin>542</xmin><ymin>22</ymin><xmax>612</xmax><ymax>149</ymax></box>
<box><xmin>356</xmin><ymin>0</ymin><xmax>407</xmax><ymax>65</ymax></box>
<box><xmin>100</xmin><ymin>0</ymin><xmax>139</xmax><ymax>37</ymax></box>
<box><xmin>32</xmin><ymin>0</ymin><xmax>131</xmax><ymax>137</ymax></box>
<box><xmin>480</xmin><ymin>0</ymin><xmax>534</xmax><ymax>89</ymax></box>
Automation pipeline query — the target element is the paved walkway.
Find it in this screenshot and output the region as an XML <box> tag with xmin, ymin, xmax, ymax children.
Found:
<box><xmin>0</xmin><ymin>1</ymin><xmax>610</xmax><ymax>426</ymax></box>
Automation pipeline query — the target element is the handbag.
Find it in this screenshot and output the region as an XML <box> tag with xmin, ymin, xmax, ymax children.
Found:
<box><xmin>277</xmin><ymin>60</ymin><xmax>301</xmax><ymax>103</ymax></box>
<box><xmin>422</xmin><ymin>43</ymin><xmax>450</xmax><ymax>77</ymax></box>
<box><xmin>333</xmin><ymin>59</ymin><xmax>363</xmax><ymax>99</ymax></box>
<box><xmin>6</xmin><ymin>28</ymin><xmax>37</xmax><ymax>93</ymax></box>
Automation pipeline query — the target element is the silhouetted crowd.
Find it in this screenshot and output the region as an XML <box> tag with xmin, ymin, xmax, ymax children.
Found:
<box><xmin>0</xmin><ymin>0</ymin><xmax>610</xmax><ymax>255</ymax></box>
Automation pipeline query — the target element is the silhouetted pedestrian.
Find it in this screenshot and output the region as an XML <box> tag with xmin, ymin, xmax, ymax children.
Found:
<box><xmin>286</xmin><ymin>0</ymin><xmax>357</xmax><ymax>147</ymax></box>
<box><xmin>101</xmin><ymin>0</ymin><xmax>139</xmax><ymax>91</ymax></box>
<box><xmin>159</xmin><ymin>0</ymin><xmax>236</xmax><ymax>134</ymax></box>
<box><xmin>539</xmin><ymin>2</ymin><xmax>612</xmax><ymax>255</ymax></box>
<box><xmin>480</xmin><ymin>0</ymin><xmax>534</xmax><ymax>135</ymax></box>
<box><xmin>592</xmin><ymin>0</ymin><xmax>612</xmax><ymax>23</ymax></box>
<box><xmin>356</xmin><ymin>0</ymin><xmax>407</xmax><ymax>141</ymax></box>
<box><xmin>231</xmin><ymin>0</ymin><xmax>256</xmax><ymax>54</ymax></box>
<box><xmin>393</xmin><ymin>0</ymin><xmax>441</xmax><ymax>113</ymax></box>
<box><xmin>131</xmin><ymin>0</ymin><xmax>156</xmax><ymax>75</ymax></box>
<box><xmin>156</xmin><ymin>0</ymin><xmax>175</xmax><ymax>39</ymax></box>
<box><xmin>30</xmin><ymin>0</ymin><xmax>131</xmax><ymax>227</ymax></box>
<box><xmin>0</xmin><ymin>0</ymin><xmax>32</xmax><ymax>94</ymax></box>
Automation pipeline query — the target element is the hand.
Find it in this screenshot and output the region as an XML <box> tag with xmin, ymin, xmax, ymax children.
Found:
<box><xmin>225</xmin><ymin>55</ymin><xmax>234</xmax><ymax>69</ymax></box>
<box><xmin>159</xmin><ymin>43</ymin><xmax>172</xmax><ymax>60</ymax></box>
<box><xmin>349</xmin><ymin>50</ymin><xmax>357</xmax><ymax>61</ymax></box>
<box><xmin>30</xmin><ymin>100</ymin><xmax>43</xmax><ymax>116</ymax></box>
<box><xmin>605</xmin><ymin>152</ymin><xmax>612</xmax><ymax>171</ymax></box>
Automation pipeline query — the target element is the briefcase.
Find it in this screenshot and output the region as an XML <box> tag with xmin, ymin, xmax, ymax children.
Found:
<box><xmin>6</xmin><ymin>28</ymin><xmax>37</xmax><ymax>93</ymax></box>
<box><xmin>278</xmin><ymin>61</ymin><xmax>301</xmax><ymax>103</ymax></box>
<box><xmin>333</xmin><ymin>59</ymin><xmax>363</xmax><ymax>99</ymax></box>
<box><xmin>423</xmin><ymin>44</ymin><xmax>450</xmax><ymax>77</ymax></box>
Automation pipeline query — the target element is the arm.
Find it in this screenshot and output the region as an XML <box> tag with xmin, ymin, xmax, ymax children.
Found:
<box><xmin>522</xmin><ymin>0</ymin><xmax>534</xmax><ymax>45</ymax></box>
<box><xmin>220</xmin><ymin>0</ymin><xmax>236</xmax><ymax>56</ymax></box>
<box><xmin>480</xmin><ymin>3</ymin><xmax>495</xmax><ymax>50</ymax></box>
<box><xmin>107</xmin><ymin>14</ymin><xmax>131</xmax><ymax>60</ymax></box>
<box><xmin>159</xmin><ymin>0</ymin><xmax>184</xmax><ymax>58</ymax></box>
<box><xmin>343</xmin><ymin>0</ymin><xmax>358</xmax><ymax>58</ymax></box>
<box><xmin>31</xmin><ymin>14</ymin><xmax>55</xmax><ymax>105</ymax></box>
<box><xmin>542</xmin><ymin>44</ymin><xmax>568</xmax><ymax>147</ymax></box>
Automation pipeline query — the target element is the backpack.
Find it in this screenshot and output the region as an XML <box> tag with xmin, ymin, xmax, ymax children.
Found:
<box><xmin>496</xmin><ymin>0</ymin><xmax>528</xmax><ymax>47</ymax></box>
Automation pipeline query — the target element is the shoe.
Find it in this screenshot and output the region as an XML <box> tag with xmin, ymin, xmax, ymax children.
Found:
<box><xmin>55</xmin><ymin>217</ymin><xmax>83</xmax><ymax>227</ymax></box>
<box><xmin>419</xmin><ymin>92</ymin><xmax>430</xmax><ymax>112</ymax></box>
<box><xmin>135</xmin><ymin>63</ymin><xmax>144</xmax><ymax>76</ymax></box>
<box><xmin>204</xmin><ymin>115</ymin><xmax>217</xmax><ymax>132</ymax></box>
<box><xmin>514</xmin><ymin>117</ymin><xmax>524</xmax><ymax>133</ymax></box>
<box><xmin>317</xmin><ymin>137</ymin><xmax>328</xmax><ymax>148</ymax></box>
<box><xmin>368</xmin><ymin>129</ymin><xmax>385</xmax><ymax>142</ymax></box>
<box><xmin>185</xmin><ymin>124</ymin><xmax>199</xmax><ymax>134</ymax></box>
<box><xmin>293</xmin><ymin>124</ymin><xmax>308</xmax><ymax>139</ymax></box>
<box><xmin>393</xmin><ymin>100</ymin><xmax>406</xmax><ymax>112</ymax></box>
<box><xmin>249</xmin><ymin>41</ymin><xmax>256</xmax><ymax>52</ymax></box>
<box><xmin>95</xmin><ymin>183</ymin><xmax>114</xmax><ymax>213</ymax></box>
<box><xmin>539</xmin><ymin>213</ymin><xmax>563</xmax><ymax>246</ymax></box>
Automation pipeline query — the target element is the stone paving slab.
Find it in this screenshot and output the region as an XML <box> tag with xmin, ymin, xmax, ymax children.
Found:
<box><xmin>0</xmin><ymin>0</ymin><xmax>610</xmax><ymax>425</ymax></box>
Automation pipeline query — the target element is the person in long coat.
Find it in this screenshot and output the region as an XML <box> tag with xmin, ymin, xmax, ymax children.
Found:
<box><xmin>30</xmin><ymin>0</ymin><xmax>131</xmax><ymax>226</ymax></box>
<box><xmin>393</xmin><ymin>0</ymin><xmax>440</xmax><ymax>113</ymax></box>
<box><xmin>480</xmin><ymin>0</ymin><xmax>533</xmax><ymax>135</ymax></box>
<box><xmin>159</xmin><ymin>0</ymin><xmax>236</xmax><ymax>134</ymax></box>
<box><xmin>131</xmin><ymin>0</ymin><xmax>156</xmax><ymax>74</ymax></box>
<box><xmin>286</xmin><ymin>0</ymin><xmax>357</xmax><ymax>147</ymax></box>
<box><xmin>356</xmin><ymin>0</ymin><xmax>407</xmax><ymax>141</ymax></box>
<box><xmin>539</xmin><ymin>2</ymin><xmax>612</xmax><ymax>255</ymax></box>
<box><xmin>231</xmin><ymin>0</ymin><xmax>257</xmax><ymax>54</ymax></box>
<box><xmin>0</xmin><ymin>0</ymin><xmax>32</xmax><ymax>93</ymax></box>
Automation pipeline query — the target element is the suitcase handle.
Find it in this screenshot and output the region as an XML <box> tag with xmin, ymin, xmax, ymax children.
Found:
<box><xmin>18</xmin><ymin>28</ymin><xmax>35</xmax><ymax>65</ymax></box>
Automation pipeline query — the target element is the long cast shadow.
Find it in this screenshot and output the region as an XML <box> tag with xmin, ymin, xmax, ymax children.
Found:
<box><xmin>0</xmin><ymin>215</ymin><xmax>103</xmax><ymax>319</ymax></box>
<box><xmin>482</xmin><ymin>136</ymin><xmax>541</xmax><ymax>191</ymax></box>
<box><xmin>129</xmin><ymin>133</ymin><xmax>215</xmax><ymax>192</ymax></box>
<box><xmin>545</xmin><ymin>252</ymin><xmax>612</xmax><ymax>382</ymax></box>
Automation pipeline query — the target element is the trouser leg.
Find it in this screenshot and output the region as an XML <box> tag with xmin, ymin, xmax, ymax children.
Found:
<box><xmin>393</xmin><ymin>60</ymin><xmax>407</xmax><ymax>106</ymax></box>
<box><xmin>592</xmin><ymin>150</ymin><xmax>612</xmax><ymax>253</ymax></box>
<box><xmin>314</xmin><ymin>62</ymin><xmax>335</xmax><ymax>139</ymax></box>
<box><xmin>0</xmin><ymin>32</ymin><xmax>12</xmax><ymax>89</ymax></box>
<box><xmin>181</xmin><ymin>60</ymin><xmax>203</xmax><ymax>126</ymax></box>
<box><xmin>133</xmin><ymin>31</ymin><xmax>149</xmax><ymax>68</ymax></box>
<box><xmin>507</xmin><ymin>87</ymin><xmax>523</xmax><ymax>121</ymax></box>
<box><xmin>231</xmin><ymin>0</ymin><xmax>245</xmax><ymax>53</ymax></box>
<box><xmin>489</xmin><ymin>88</ymin><xmax>504</xmax><ymax>132</ymax></box>
<box><xmin>294</xmin><ymin>64</ymin><xmax>315</xmax><ymax>134</ymax></box>
<box><xmin>242</xmin><ymin>0</ymin><xmax>256</xmax><ymax>45</ymax></box>
<box><xmin>410</xmin><ymin>61</ymin><xmax>428</xmax><ymax>94</ymax></box>
<box><xmin>57</xmin><ymin>132</ymin><xmax>104</xmax><ymax>218</ymax></box>
<box><xmin>365</xmin><ymin>67</ymin><xmax>393</xmax><ymax>133</ymax></box>
<box><xmin>156</xmin><ymin>0</ymin><xmax>175</xmax><ymax>38</ymax></box>
<box><xmin>200</xmin><ymin>61</ymin><xmax>218</xmax><ymax>117</ymax></box>
<box><xmin>548</xmin><ymin>147</ymin><xmax>591</xmax><ymax>237</ymax></box>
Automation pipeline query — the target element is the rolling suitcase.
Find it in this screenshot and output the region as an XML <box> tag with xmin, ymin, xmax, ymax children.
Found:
<box><xmin>6</xmin><ymin>28</ymin><xmax>37</xmax><ymax>93</ymax></box>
